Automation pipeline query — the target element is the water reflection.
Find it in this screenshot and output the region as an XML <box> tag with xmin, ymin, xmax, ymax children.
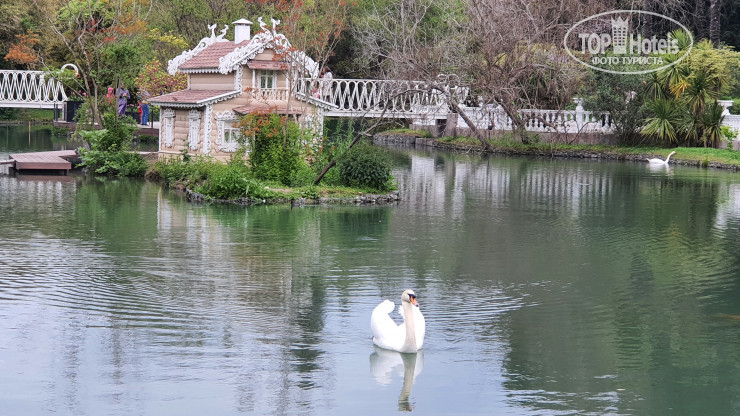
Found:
<box><xmin>369</xmin><ymin>346</ymin><xmax>424</xmax><ymax>411</ymax></box>
<box><xmin>4</xmin><ymin>142</ymin><xmax>740</xmax><ymax>415</ymax></box>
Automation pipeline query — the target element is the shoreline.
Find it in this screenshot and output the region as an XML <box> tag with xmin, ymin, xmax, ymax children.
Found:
<box><xmin>373</xmin><ymin>132</ymin><xmax>740</xmax><ymax>171</ymax></box>
<box><xmin>183</xmin><ymin>187</ymin><xmax>401</xmax><ymax>206</ymax></box>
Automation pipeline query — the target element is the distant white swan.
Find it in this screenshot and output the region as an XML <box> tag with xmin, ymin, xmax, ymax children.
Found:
<box><xmin>647</xmin><ymin>151</ymin><xmax>676</xmax><ymax>165</ymax></box>
<box><xmin>371</xmin><ymin>290</ymin><xmax>425</xmax><ymax>353</ymax></box>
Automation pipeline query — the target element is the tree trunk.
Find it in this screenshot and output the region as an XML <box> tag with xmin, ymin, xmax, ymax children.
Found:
<box><xmin>709</xmin><ymin>0</ymin><xmax>721</xmax><ymax>45</ymax></box>
<box><xmin>643</xmin><ymin>0</ymin><xmax>654</xmax><ymax>38</ymax></box>
<box><xmin>694</xmin><ymin>0</ymin><xmax>708</xmax><ymax>40</ymax></box>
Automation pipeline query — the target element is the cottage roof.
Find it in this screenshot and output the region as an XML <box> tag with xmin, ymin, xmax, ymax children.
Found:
<box><xmin>178</xmin><ymin>41</ymin><xmax>249</xmax><ymax>71</ymax></box>
<box><xmin>167</xmin><ymin>17</ymin><xmax>319</xmax><ymax>77</ymax></box>
<box><xmin>148</xmin><ymin>89</ymin><xmax>239</xmax><ymax>108</ymax></box>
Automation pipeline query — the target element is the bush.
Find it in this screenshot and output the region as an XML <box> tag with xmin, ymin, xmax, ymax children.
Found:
<box><xmin>153</xmin><ymin>155</ymin><xmax>218</xmax><ymax>187</ymax></box>
<box><xmin>79</xmin><ymin>150</ymin><xmax>148</xmax><ymax>176</ymax></box>
<box><xmin>242</xmin><ymin>113</ymin><xmax>304</xmax><ymax>186</ymax></box>
<box><xmin>337</xmin><ymin>141</ymin><xmax>393</xmax><ymax>191</ymax></box>
<box><xmin>77</xmin><ymin>112</ymin><xmax>146</xmax><ymax>176</ymax></box>
<box><xmin>197</xmin><ymin>163</ymin><xmax>251</xmax><ymax>199</ymax></box>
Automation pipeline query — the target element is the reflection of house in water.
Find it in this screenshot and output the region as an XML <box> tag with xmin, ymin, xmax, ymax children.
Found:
<box><xmin>150</xmin><ymin>18</ymin><xmax>333</xmax><ymax>162</ymax></box>
<box><xmin>155</xmin><ymin>188</ymin><xmax>333</xmax><ymax>396</ymax></box>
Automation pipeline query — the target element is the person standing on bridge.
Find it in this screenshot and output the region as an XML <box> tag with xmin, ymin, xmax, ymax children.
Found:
<box><xmin>117</xmin><ymin>87</ymin><xmax>129</xmax><ymax>116</ymax></box>
<box><xmin>139</xmin><ymin>89</ymin><xmax>151</xmax><ymax>126</ymax></box>
<box><xmin>320</xmin><ymin>66</ymin><xmax>332</xmax><ymax>102</ymax></box>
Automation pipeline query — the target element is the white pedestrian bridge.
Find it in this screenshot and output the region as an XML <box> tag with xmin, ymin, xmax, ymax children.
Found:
<box><xmin>0</xmin><ymin>70</ymin><xmax>67</xmax><ymax>109</ymax></box>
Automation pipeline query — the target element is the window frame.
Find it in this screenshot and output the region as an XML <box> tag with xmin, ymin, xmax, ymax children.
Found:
<box><xmin>257</xmin><ymin>70</ymin><xmax>277</xmax><ymax>89</ymax></box>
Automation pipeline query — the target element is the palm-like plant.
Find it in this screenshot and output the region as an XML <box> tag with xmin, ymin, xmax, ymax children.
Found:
<box><xmin>699</xmin><ymin>101</ymin><xmax>725</xmax><ymax>148</ymax></box>
<box><xmin>684</xmin><ymin>71</ymin><xmax>716</xmax><ymax>115</ymax></box>
<box><xmin>642</xmin><ymin>99</ymin><xmax>685</xmax><ymax>144</ymax></box>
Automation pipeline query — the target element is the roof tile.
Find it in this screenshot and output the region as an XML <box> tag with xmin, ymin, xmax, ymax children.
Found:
<box><xmin>179</xmin><ymin>40</ymin><xmax>250</xmax><ymax>70</ymax></box>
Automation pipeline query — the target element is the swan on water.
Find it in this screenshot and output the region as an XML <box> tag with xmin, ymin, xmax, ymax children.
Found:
<box><xmin>647</xmin><ymin>151</ymin><xmax>676</xmax><ymax>165</ymax></box>
<box><xmin>371</xmin><ymin>289</ymin><xmax>425</xmax><ymax>353</ymax></box>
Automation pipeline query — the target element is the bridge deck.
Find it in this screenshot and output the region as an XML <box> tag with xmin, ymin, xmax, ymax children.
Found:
<box><xmin>7</xmin><ymin>150</ymin><xmax>77</xmax><ymax>172</ymax></box>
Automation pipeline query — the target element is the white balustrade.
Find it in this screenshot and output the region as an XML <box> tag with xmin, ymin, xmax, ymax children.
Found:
<box><xmin>724</xmin><ymin>115</ymin><xmax>740</xmax><ymax>135</ymax></box>
<box><xmin>0</xmin><ymin>70</ymin><xmax>67</xmax><ymax>109</ymax></box>
<box><xmin>246</xmin><ymin>87</ymin><xmax>290</xmax><ymax>101</ymax></box>
<box><xmin>455</xmin><ymin>105</ymin><xmax>615</xmax><ymax>134</ymax></box>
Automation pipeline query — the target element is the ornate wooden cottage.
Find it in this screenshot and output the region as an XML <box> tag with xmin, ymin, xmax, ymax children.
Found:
<box><xmin>150</xmin><ymin>18</ymin><xmax>331</xmax><ymax>161</ymax></box>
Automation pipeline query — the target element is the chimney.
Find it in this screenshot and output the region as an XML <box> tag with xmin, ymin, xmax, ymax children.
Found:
<box><xmin>233</xmin><ymin>18</ymin><xmax>253</xmax><ymax>43</ymax></box>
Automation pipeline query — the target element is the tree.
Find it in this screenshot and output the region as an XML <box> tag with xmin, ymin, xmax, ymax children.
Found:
<box><xmin>32</xmin><ymin>0</ymin><xmax>152</xmax><ymax>127</ymax></box>
<box><xmin>135</xmin><ymin>59</ymin><xmax>187</xmax><ymax>97</ymax></box>
<box><xmin>354</xmin><ymin>0</ymin><xmax>594</xmax><ymax>147</ymax></box>
<box><xmin>4</xmin><ymin>31</ymin><xmax>40</xmax><ymax>69</ymax></box>
<box><xmin>641</xmin><ymin>36</ymin><xmax>739</xmax><ymax>147</ymax></box>
<box><xmin>709</xmin><ymin>0</ymin><xmax>721</xmax><ymax>45</ymax></box>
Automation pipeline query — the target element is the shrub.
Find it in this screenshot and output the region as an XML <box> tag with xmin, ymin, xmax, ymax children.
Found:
<box><xmin>241</xmin><ymin>112</ymin><xmax>304</xmax><ymax>186</ymax></box>
<box><xmin>153</xmin><ymin>155</ymin><xmax>217</xmax><ymax>187</ymax></box>
<box><xmin>77</xmin><ymin>112</ymin><xmax>146</xmax><ymax>176</ymax></box>
<box><xmin>197</xmin><ymin>163</ymin><xmax>252</xmax><ymax>199</ymax></box>
<box><xmin>337</xmin><ymin>141</ymin><xmax>393</xmax><ymax>191</ymax></box>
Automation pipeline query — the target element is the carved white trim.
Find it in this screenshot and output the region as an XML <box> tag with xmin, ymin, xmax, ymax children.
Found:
<box><xmin>188</xmin><ymin>110</ymin><xmax>201</xmax><ymax>150</ymax></box>
<box><xmin>162</xmin><ymin>108</ymin><xmax>175</xmax><ymax>148</ymax></box>
<box><xmin>203</xmin><ymin>104</ymin><xmax>213</xmax><ymax>155</ymax></box>
<box><xmin>168</xmin><ymin>29</ymin><xmax>218</xmax><ymax>75</ymax></box>
<box><xmin>235</xmin><ymin>65</ymin><xmax>243</xmax><ymax>92</ymax></box>
<box><xmin>215</xmin><ymin>111</ymin><xmax>241</xmax><ymax>152</ymax></box>
<box><xmin>217</xmin><ymin>20</ymin><xmax>319</xmax><ymax>76</ymax></box>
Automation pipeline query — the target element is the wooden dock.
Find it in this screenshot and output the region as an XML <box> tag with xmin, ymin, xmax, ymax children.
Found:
<box><xmin>3</xmin><ymin>150</ymin><xmax>78</xmax><ymax>173</ymax></box>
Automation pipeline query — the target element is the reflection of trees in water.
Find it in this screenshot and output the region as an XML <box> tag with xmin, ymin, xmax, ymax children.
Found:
<box><xmin>392</xmin><ymin>151</ymin><xmax>740</xmax><ymax>414</ymax></box>
<box><xmin>200</xmin><ymin>204</ymin><xmax>395</xmax><ymax>409</ymax></box>
<box><xmin>497</xmin><ymin>168</ymin><xmax>740</xmax><ymax>414</ymax></box>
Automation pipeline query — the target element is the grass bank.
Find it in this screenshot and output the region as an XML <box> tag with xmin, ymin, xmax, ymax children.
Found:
<box><xmin>403</xmin><ymin>133</ymin><xmax>740</xmax><ymax>170</ymax></box>
<box><xmin>147</xmin><ymin>154</ymin><xmax>399</xmax><ymax>205</ymax></box>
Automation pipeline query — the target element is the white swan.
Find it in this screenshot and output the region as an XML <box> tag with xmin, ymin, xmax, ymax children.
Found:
<box><xmin>371</xmin><ymin>289</ymin><xmax>425</xmax><ymax>353</ymax></box>
<box><xmin>647</xmin><ymin>151</ymin><xmax>676</xmax><ymax>165</ymax></box>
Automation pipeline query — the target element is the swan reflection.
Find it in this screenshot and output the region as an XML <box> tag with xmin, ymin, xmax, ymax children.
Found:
<box><xmin>369</xmin><ymin>346</ymin><xmax>424</xmax><ymax>411</ymax></box>
<box><xmin>647</xmin><ymin>163</ymin><xmax>671</xmax><ymax>172</ymax></box>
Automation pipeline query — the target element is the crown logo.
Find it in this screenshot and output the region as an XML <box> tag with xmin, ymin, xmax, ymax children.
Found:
<box><xmin>611</xmin><ymin>17</ymin><xmax>629</xmax><ymax>54</ymax></box>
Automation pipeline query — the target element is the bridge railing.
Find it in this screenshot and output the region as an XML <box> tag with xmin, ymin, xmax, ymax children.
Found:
<box><xmin>293</xmin><ymin>78</ymin><xmax>738</xmax><ymax>135</ymax></box>
<box><xmin>296</xmin><ymin>78</ymin><xmax>461</xmax><ymax>116</ymax></box>
<box><xmin>0</xmin><ymin>70</ymin><xmax>68</xmax><ymax>109</ymax></box>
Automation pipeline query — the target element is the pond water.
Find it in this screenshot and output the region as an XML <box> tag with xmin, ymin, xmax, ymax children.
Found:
<box><xmin>2</xmin><ymin>126</ymin><xmax>740</xmax><ymax>415</ymax></box>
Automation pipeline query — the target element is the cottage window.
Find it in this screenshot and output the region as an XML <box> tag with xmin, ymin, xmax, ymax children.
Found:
<box><xmin>218</xmin><ymin>120</ymin><xmax>244</xmax><ymax>153</ymax></box>
<box><xmin>258</xmin><ymin>70</ymin><xmax>277</xmax><ymax>89</ymax></box>
<box><xmin>224</xmin><ymin>122</ymin><xmax>242</xmax><ymax>144</ymax></box>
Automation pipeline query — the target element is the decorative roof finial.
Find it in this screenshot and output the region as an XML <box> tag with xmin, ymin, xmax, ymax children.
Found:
<box><xmin>208</xmin><ymin>23</ymin><xmax>217</xmax><ymax>41</ymax></box>
<box><xmin>216</xmin><ymin>24</ymin><xmax>228</xmax><ymax>42</ymax></box>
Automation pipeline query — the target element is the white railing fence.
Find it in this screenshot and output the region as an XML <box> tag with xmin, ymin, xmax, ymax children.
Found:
<box><xmin>0</xmin><ymin>70</ymin><xmax>67</xmax><ymax>109</ymax></box>
<box><xmin>295</xmin><ymin>78</ymin><xmax>461</xmax><ymax>117</ymax></box>
<box><xmin>724</xmin><ymin>115</ymin><xmax>740</xmax><ymax>134</ymax></box>
<box><xmin>298</xmin><ymin>78</ymin><xmax>739</xmax><ymax>136</ymax></box>
<box><xmin>454</xmin><ymin>105</ymin><xmax>615</xmax><ymax>134</ymax></box>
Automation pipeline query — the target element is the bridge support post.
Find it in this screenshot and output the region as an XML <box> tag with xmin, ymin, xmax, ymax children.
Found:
<box><xmin>444</xmin><ymin>113</ymin><xmax>458</xmax><ymax>137</ymax></box>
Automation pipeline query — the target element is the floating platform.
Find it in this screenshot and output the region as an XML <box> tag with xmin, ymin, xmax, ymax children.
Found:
<box><xmin>4</xmin><ymin>150</ymin><xmax>79</xmax><ymax>174</ymax></box>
